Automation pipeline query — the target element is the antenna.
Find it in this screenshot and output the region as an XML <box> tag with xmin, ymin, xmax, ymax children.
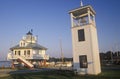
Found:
<box><xmin>80</xmin><ymin>0</ymin><xmax>83</xmax><ymax>7</ymax></box>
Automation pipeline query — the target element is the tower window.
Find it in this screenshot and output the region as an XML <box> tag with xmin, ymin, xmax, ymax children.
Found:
<box><xmin>78</xmin><ymin>29</ymin><xmax>85</xmax><ymax>41</ymax></box>
<box><xmin>79</xmin><ymin>55</ymin><xmax>88</xmax><ymax>68</ymax></box>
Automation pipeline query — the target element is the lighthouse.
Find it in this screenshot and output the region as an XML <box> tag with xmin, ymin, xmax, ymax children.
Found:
<box><xmin>69</xmin><ymin>1</ymin><xmax>101</xmax><ymax>75</ymax></box>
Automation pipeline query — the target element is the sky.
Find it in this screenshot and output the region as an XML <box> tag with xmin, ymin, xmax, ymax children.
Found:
<box><xmin>0</xmin><ymin>0</ymin><xmax>120</xmax><ymax>60</ymax></box>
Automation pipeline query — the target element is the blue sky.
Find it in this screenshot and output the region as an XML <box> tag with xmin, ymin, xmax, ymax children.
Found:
<box><xmin>0</xmin><ymin>0</ymin><xmax>120</xmax><ymax>60</ymax></box>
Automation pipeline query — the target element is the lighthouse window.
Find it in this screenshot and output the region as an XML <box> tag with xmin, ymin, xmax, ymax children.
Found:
<box><xmin>24</xmin><ymin>50</ymin><xmax>26</xmax><ymax>55</ymax></box>
<box><xmin>23</xmin><ymin>43</ymin><xmax>25</xmax><ymax>46</ymax></box>
<box><xmin>18</xmin><ymin>51</ymin><xmax>20</xmax><ymax>55</ymax></box>
<box><xmin>27</xmin><ymin>50</ymin><xmax>30</xmax><ymax>55</ymax></box>
<box><xmin>15</xmin><ymin>51</ymin><xmax>17</xmax><ymax>55</ymax></box>
<box><xmin>78</xmin><ymin>29</ymin><xmax>85</xmax><ymax>41</ymax></box>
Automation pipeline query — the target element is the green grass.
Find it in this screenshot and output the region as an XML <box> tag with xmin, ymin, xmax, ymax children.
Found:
<box><xmin>0</xmin><ymin>67</ymin><xmax>120</xmax><ymax>79</ymax></box>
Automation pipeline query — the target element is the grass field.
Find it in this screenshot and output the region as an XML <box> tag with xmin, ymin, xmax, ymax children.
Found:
<box><xmin>0</xmin><ymin>66</ymin><xmax>120</xmax><ymax>79</ymax></box>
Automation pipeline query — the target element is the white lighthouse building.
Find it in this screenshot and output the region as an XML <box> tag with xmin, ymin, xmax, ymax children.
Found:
<box><xmin>69</xmin><ymin>2</ymin><xmax>101</xmax><ymax>75</ymax></box>
<box><xmin>7</xmin><ymin>31</ymin><xmax>49</xmax><ymax>68</ymax></box>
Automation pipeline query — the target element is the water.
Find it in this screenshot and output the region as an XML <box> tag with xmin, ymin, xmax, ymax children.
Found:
<box><xmin>0</xmin><ymin>61</ymin><xmax>11</xmax><ymax>67</ymax></box>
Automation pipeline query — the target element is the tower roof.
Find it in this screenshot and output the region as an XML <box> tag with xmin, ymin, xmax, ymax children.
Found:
<box><xmin>26</xmin><ymin>31</ymin><xmax>32</xmax><ymax>35</ymax></box>
<box><xmin>69</xmin><ymin>5</ymin><xmax>96</xmax><ymax>16</ymax></box>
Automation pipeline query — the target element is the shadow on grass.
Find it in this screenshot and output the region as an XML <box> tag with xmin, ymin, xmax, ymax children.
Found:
<box><xmin>8</xmin><ymin>70</ymin><xmax>75</xmax><ymax>79</ymax></box>
<box><xmin>0</xmin><ymin>67</ymin><xmax>120</xmax><ymax>79</ymax></box>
